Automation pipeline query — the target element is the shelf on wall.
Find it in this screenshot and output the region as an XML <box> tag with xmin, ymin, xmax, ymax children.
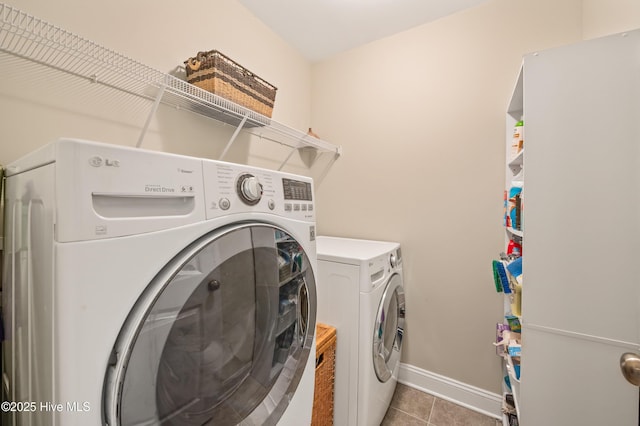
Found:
<box><xmin>0</xmin><ymin>3</ymin><xmax>342</xmax><ymax>170</ymax></box>
<box><xmin>506</xmin><ymin>227</ymin><xmax>523</xmax><ymax>239</ymax></box>
<box><xmin>508</xmin><ymin>150</ymin><xmax>524</xmax><ymax>176</ymax></box>
<box><xmin>507</xmin><ymin>68</ymin><xmax>523</xmax><ymax>118</ymax></box>
<box><xmin>505</xmin><ymin>354</ymin><xmax>521</xmax><ymax>413</ymax></box>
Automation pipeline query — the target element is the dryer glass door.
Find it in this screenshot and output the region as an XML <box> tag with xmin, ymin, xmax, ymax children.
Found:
<box><xmin>103</xmin><ymin>223</ymin><xmax>316</xmax><ymax>426</ymax></box>
<box><xmin>372</xmin><ymin>273</ymin><xmax>405</xmax><ymax>382</ymax></box>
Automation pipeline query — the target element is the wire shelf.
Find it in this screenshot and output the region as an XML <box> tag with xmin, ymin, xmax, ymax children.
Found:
<box><xmin>0</xmin><ymin>3</ymin><xmax>342</xmax><ymax>157</ymax></box>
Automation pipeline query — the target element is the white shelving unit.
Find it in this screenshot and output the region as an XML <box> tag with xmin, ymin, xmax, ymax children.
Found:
<box><xmin>498</xmin><ymin>66</ymin><xmax>523</xmax><ymax>426</ymax></box>
<box><xmin>504</xmin><ymin>354</ymin><xmax>521</xmax><ymax>413</ymax></box>
<box><xmin>0</xmin><ymin>3</ymin><xmax>342</xmax><ymax>171</ymax></box>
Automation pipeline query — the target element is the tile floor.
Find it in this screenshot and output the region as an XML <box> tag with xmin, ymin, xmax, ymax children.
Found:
<box><xmin>381</xmin><ymin>384</ymin><xmax>501</xmax><ymax>426</ymax></box>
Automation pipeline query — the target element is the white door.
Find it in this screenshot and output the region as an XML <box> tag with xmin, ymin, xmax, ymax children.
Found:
<box><xmin>103</xmin><ymin>223</ymin><xmax>316</xmax><ymax>426</ymax></box>
<box><xmin>520</xmin><ymin>29</ymin><xmax>640</xmax><ymax>425</ymax></box>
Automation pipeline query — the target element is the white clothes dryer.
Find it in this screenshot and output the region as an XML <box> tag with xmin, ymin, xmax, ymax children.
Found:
<box><xmin>1</xmin><ymin>138</ymin><xmax>318</xmax><ymax>426</ymax></box>
<box><xmin>316</xmin><ymin>236</ymin><xmax>406</xmax><ymax>426</ymax></box>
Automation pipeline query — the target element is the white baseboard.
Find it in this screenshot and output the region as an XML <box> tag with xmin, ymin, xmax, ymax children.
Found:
<box><xmin>398</xmin><ymin>363</ymin><xmax>503</xmax><ymax>419</ymax></box>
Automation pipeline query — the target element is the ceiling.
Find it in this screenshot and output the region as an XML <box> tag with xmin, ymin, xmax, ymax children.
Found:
<box><xmin>238</xmin><ymin>0</ymin><xmax>490</xmax><ymax>62</ymax></box>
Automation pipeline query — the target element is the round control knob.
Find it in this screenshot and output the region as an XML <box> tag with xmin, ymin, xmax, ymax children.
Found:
<box><xmin>219</xmin><ymin>198</ymin><xmax>230</xmax><ymax>210</ymax></box>
<box><xmin>390</xmin><ymin>253</ymin><xmax>398</xmax><ymax>268</ymax></box>
<box><xmin>237</xmin><ymin>174</ymin><xmax>263</xmax><ymax>205</ymax></box>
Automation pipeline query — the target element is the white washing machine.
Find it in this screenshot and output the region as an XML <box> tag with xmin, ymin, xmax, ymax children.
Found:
<box><xmin>1</xmin><ymin>138</ymin><xmax>318</xmax><ymax>426</ymax></box>
<box><xmin>316</xmin><ymin>236</ymin><xmax>406</xmax><ymax>426</ymax></box>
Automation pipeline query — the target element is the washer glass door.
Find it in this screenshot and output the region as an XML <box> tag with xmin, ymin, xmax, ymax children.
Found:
<box><xmin>103</xmin><ymin>223</ymin><xmax>316</xmax><ymax>426</ymax></box>
<box><xmin>372</xmin><ymin>273</ymin><xmax>405</xmax><ymax>382</ymax></box>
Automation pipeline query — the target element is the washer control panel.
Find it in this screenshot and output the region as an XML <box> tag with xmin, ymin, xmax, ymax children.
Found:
<box><xmin>282</xmin><ymin>177</ymin><xmax>314</xmax><ymax>214</ymax></box>
<box><xmin>389</xmin><ymin>253</ymin><xmax>397</xmax><ymax>269</ymax></box>
<box><xmin>202</xmin><ymin>159</ymin><xmax>314</xmax><ymax>222</ymax></box>
<box><xmin>389</xmin><ymin>248</ymin><xmax>403</xmax><ymax>270</ymax></box>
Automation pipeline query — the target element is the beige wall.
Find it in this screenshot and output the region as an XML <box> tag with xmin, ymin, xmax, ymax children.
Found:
<box><xmin>583</xmin><ymin>0</ymin><xmax>640</xmax><ymax>39</ymax></box>
<box><xmin>0</xmin><ymin>0</ymin><xmax>315</xmax><ymax>174</ymax></box>
<box><xmin>311</xmin><ymin>0</ymin><xmax>587</xmax><ymax>394</ymax></box>
<box><xmin>1</xmin><ymin>0</ymin><xmax>639</xmax><ymax>400</ymax></box>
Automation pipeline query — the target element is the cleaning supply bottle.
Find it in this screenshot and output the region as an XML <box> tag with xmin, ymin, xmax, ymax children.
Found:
<box><xmin>511</xmin><ymin>118</ymin><xmax>524</xmax><ymax>158</ymax></box>
<box><xmin>508</xmin><ymin>182</ymin><xmax>523</xmax><ymax>231</ymax></box>
<box><xmin>507</xmin><ymin>239</ymin><xmax>522</xmax><ymax>257</ymax></box>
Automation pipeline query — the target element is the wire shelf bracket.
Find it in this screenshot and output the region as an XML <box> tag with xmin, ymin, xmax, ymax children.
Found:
<box><xmin>219</xmin><ymin>113</ymin><xmax>248</xmax><ymax>161</ymax></box>
<box><xmin>137</xmin><ymin>81</ymin><xmax>167</xmax><ymax>148</ymax></box>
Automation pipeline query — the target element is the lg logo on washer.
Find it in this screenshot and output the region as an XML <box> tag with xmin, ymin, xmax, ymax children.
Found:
<box><xmin>88</xmin><ymin>155</ymin><xmax>120</xmax><ymax>167</ymax></box>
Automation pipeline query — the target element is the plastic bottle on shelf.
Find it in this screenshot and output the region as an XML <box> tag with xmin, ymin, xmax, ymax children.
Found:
<box><xmin>508</xmin><ymin>182</ymin><xmax>523</xmax><ymax>231</ymax></box>
<box><xmin>507</xmin><ymin>239</ymin><xmax>522</xmax><ymax>257</ymax></box>
<box><xmin>511</xmin><ymin>282</ymin><xmax>522</xmax><ymax>317</ymax></box>
<box><xmin>511</xmin><ymin>118</ymin><xmax>524</xmax><ymax>158</ymax></box>
<box><xmin>503</xmin><ymin>190</ymin><xmax>509</xmax><ymax>228</ymax></box>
